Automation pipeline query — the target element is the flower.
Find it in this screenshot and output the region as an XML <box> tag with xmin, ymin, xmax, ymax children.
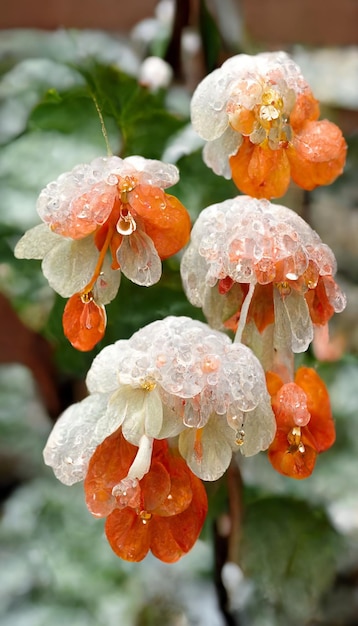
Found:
<box><xmin>14</xmin><ymin>155</ymin><xmax>191</xmax><ymax>351</ymax></box>
<box><xmin>191</xmin><ymin>51</ymin><xmax>347</xmax><ymax>198</ymax></box>
<box><xmin>180</xmin><ymin>196</ymin><xmax>346</xmax><ymax>378</ymax></box>
<box><xmin>43</xmin><ymin>316</ymin><xmax>275</xmax><ymax>485</ymax></box>
<box><xmin>84</xmin><ymin>429</ymin><xmax>208</xmax><ymax>562</ymax></box>
<box><xmin>266</xmin><ymin>367</ymin><xmax>335</xmax><ymax>479</ymax></box>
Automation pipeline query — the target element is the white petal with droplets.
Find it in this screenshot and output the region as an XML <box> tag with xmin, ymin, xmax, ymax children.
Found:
<box><xmin>41</xmin><ymin>235</ymin><xmax>98</xmax><ymax>297</ymax></box>
<box><xmin>43</xmin><ymin>393</ymin><xmax>109</xmax><ymax>486</ymax></box>
<box><xmin>14</xmin><ymin>223</ymin><xmax>63</xmax><ymax>260</ymax></box>
<box><xmin>117</xmin><ymin>229</ymin><xmax>162</xmax><ymax>286</ymax></box>
<box><xmin>179</xmin><ymin>414</ymin><xmax>237</xmax><ymax>481</ymax></box>
<box><xmin>203</xmin><ymin>126</ymin><xmax>242</xmax><ymax>178</ymax></box>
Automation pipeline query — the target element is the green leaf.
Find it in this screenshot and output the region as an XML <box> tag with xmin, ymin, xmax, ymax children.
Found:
<box><xmin>77</xmin><ymin>64</ymin><xmax>186</xmax><ymax>158</ymax></box>
<box><xmin>171</xmin><ymin>150</ymin><xmax>238</xmax><ymax>222</ymax></box>
<box><xmin>240</xmin><ymin>496</ymin><xmax>340</xmax><ymax>624</ymax></box>
<box><xmin>28</xmin><ymin>88</ymin><xmax>113</xmax><ymax>136</ymax></box>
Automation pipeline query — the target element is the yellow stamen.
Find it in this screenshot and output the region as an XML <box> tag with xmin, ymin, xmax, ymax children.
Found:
<box><xmin>139</xmin><ymin>510</ymin><xmax>152</xmax><ymax>524</ymax></box>
<box><xmin>141</xmin><ymin>380</ymin><xmax>157</xmax><ymax>392</ymax></box>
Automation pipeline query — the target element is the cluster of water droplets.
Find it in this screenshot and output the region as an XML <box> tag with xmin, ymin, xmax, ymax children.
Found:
<box><xmin>37</xmin><ymin>156</ymin><xmax>123</xmax><ymax>227</ymax></box>
<box><xmin>182</xmin><ymin>196</ymin><xmax>342</xmax><ymax>297</ymax></box>
<box><xmin>191</xmin><ymin>51</ymin><xmax>308</xmax><ymax>142</ymax></box>
<box><xmin>222</xmin><ymin>51</ymin><xmax>307</xmax><ymax>95</ymax></box>
<box><xmin>106</xmin><ymin>316</ymin><xmax>268</xmax><ymax>431</ymax></box>
<box><xmin>36</xmin><ymin>155</ymin><xmax>180</xmax><ymax>237</ymax></box>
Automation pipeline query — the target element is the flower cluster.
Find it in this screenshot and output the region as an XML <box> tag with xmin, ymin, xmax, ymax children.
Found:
<box><xmin>15</xmin><ymin>155</ymin><xmax>191</xmax><ymax>351</ymax></box>
<box><xmin>43</xmin><ymin>316</ymin><xmax>275</xmax><ymax>559</ymax></box>
<box><xmin>19</xmin><ymin>50</ymin><xmax>347</xmax><ymax>563</ymax></box>
<box><xmin>191</xmin><ymin>51</ymin><xmax>347</xmax><ymax>198</ymax></box>
<box><xmin>180</xmin><ymin>195</ymin><xmax>346</xmax><ymax>369</ymax></box>
<box><xmin>180</xmin><ymin>195</ymin><xmax>345</xmax><ymax>477</ymax></box>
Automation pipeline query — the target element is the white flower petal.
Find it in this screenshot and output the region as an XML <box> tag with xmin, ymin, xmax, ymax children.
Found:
<box><xmin>156</xmin><ymin>402</ymin><xmax>186</xmax><ymax>439</ymax></box>
<box><xmin>239</xmin><ymin>399</ymin><xmax>276</xmax><ymax>457</ymax></box>
<box><xmin>86</xmin><ymin>341</ymin><xmax>127</xmax><ymax>393</ymax></box>
<box><xmin>274</xmin><ymin>288</ymin><xmax>313</xmax><ymax>353</ymax></box>
<box><xmin>94</xmin><ymin>252</ymin><xmax>121</xmax><ymax>305</ymax></box>
<box><xmin>43</xmin><ymin>393</ymin><xmax>109</xmax><ymax>485</ymax></box>
<box><xmin>124</xmin><ymin>155</ymin><xmax>179</xmax><ymax>187</ymax></box>
<box><xmin>203</xmin><ymin>126</ymin><xmax>242</xmax><ymax>178</ymax></box>
<box><xmin>190</xmin><ymin>67</ymin><xmax>233</xmax><ymax>141</ymax></box>
<box><xmin>14</xmin><ymin>223</ymin><xmax>63</xmax><ymax>260</ymax></box>
<box><xmin>117</xmin><ymin>230</ymin><xmax>162</xmax><ymax>286</ymax></box>
<box><xmin>41</xmin><ymin>235</ymin><xmax>98</xmax><ymax>297</ymax></box>
<box><xmin>179</xmin><ymin>415</ymin><xmax>236</xmax><ymax>481</ymax></box>
<box><xmin>103</xmin><ymin>385</ymin><xmax>163</xmax><ymax>445</ymax></box>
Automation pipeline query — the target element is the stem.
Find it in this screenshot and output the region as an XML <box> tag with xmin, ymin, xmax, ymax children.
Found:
<box><xmin>213</xmin><ymin>460</ymin><xmax>244</xmax><ymax>626</ymax></box>
<box><xmin>90</xmin><ymin>91</ymin><xmax>113</xmax><ymax>157</ymax></box>
<box><xmin>82</xmin><ymin>223</ymin><xmax>115</xmax><ymax>295</ymax></box>
<box><xmin>234</xmin><ymin>282</ymin><xmax>255</xmax><ymax>344</ymax></box>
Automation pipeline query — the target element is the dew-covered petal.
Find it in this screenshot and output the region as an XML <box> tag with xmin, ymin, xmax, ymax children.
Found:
<box><xmin>94</xmin><ymin>251</ymin><xmax>121</xmax><ymax>305</ymax></box>
<box><xmin>129</xmin><ymin>185</ymin><xmax>191</xmax><ymax>259</ymax></box>
<box><xmin>289</xmin><ymin>120</ymin><xmax>347</xmax><ymax>191</ymax></box>
<box><xmin>280</xmin><ymin>289</ymin><xmax>314</xmax><ymax>352</ymax></box>
<box><xmin>43</xmin><ymin>393</ymin><xmax>109</xmax><ymax>485</ymax></box>
<box><xmin>179</xmin><ymin>415</ymin><xmax>237</xmax><ymax>481</ymax></box>
<box><xmin>268</xmin><ymin>429</ymin><xmax>317</xmax><ymax>479</ymax></box>
<box><xmin>203</xmin><ymin>126</ymin><xmax>242</xmax><ymax>179</ymax></box>
<box><xmin>239</xmin><ymin>397</ymin><xmax>276</xmax><ymax>456</ymax></box>
<box><xmin>190</xmin><ymin>67</ymin><xmax>233</xmax><ymax>141</ymax></box>
<box><xmin>14</xmin><ymin>223</ymin><xmax>63</xmax><ymax>260</ymax></box>
<box><xmin>151</xmin><ymin>456</ymin><xmax>193</xmax><ymax>517</ymax></box>
<box><xmin>117</xmin><ymin>229</ymin><xmax>162</xmax><ymax>286</ymax></box>
<box><xmin>84</xmin><ymin>428</ymin><xmax>137</xmax><ymax>518</ymax></box>
<box><xmin>295</xmin><ymin>367</ymin><xmax>335</xmax><ymax>452</ymax></box>
<box><xmin>150</xmin><ymin>471</ymin><xmax>208</xmax><ymax>562</ymax></box>
<box><xmin>63</xmin><ymin>293</ymin><xmax>106</xmax><ymax>352</ymax></box>
<box><xmin>156</xmin><ymin>403</ymin><xmax>186</xmax><ymax>439</ymax></box>
<box><xmin>105</xmin><ymin>507</ymin><xmax>151</xmax><ymax>562</ymax></box>
<box><xmin>229</xmin><ymin>139</ymin><xmax>291</xmax><ymax>198</ymax></box>
<box><xmin>36</xmin><ymin>156</ymin><xmax>123</xmax><ymax>238</ymax></box>
<box><xmin>123</xmin><ymin>156</ymin><xmax>180</xmax><ymax>188</ymax></box>
<box><xmin>41</xmin><ymin>235</ymin><xmax>98</xmax><ymax>297</ymax></box>
<box><xmin>86</xmin><ymin>341</ymin><xmax>127</xmax><ymax>393</ymax></box>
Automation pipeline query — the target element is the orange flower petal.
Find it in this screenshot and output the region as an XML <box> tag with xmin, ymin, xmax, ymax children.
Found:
<box><xmin>63</xmin><ymin>293</ymin><xmax>106</xmax><ymax>351</ymax></box>
<box><xmin>153</xmin><ymin>455</ymin><xmax>193</xmax><ymax>517</ymax></box>
<box><xmin>288</xmin><ymin>120</ymin><xmax>347</xmax><ymax>191</ymax></box>
<box><xmin>229</xmin><ymin>107</ymin><xmax>257</xmax><ymax>135</ymax></box>
<box><xmin>128</xmin><ymin>184</ymin><xmax>191</xmax><ymax>259</ymax></box>
<box><xmin>230</xmin><ymin>138</ymin><xmax>291</xmax><ymax>199</ymax></box>
<box><xmin>290</xmin><ymin>90</ymin><xmax>320</xmax><ymax>132</ymax></box>
<box><xmin>248</xmin><ymin>283</ymin><xmax>275</xmax><ymax>333</ymax></box>
<box><xmin>150</xmin><ymin>472</ymin><xmax>208</xmax><ymax>563</ymax></box>
<box><xmin>105</xmin><ymin>507</ymin><xmax>151</xmax><ymax>562</ymax></box>
<box><xmin>268</xmin><ymin>430</ymin><xmax>317</xmax><ymax>479</ymax></box>
<box><xmin>84</xmin><ymin>429</ymin><xmax>137</xmax><ymax>517</ymax></box>
<box><xmin>53</xmin><ymin>188</ymin><xmax>117</xmax><ymax>239</ymax></box>
<box><xmin>305</xmin><ymin>276</ymin><xmax>335</xmax><ymax>325</ymax></box>
<box><xmin>266</xmin><ymin>371</ymin><xmax>284</xmax><ymax>398</ymax></box>
<box><xmin>294</xmin><ymin>367</ymin><xmax>335</xmax><ymax>452</ymax></box>
<box><xmin>141</xmin><ymin>460</ymin><xmax>171</xmax><ymax>512</ymax></box>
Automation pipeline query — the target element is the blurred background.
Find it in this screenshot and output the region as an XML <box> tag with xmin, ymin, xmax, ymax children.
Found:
<box><xmin>0</xmin><ymin>1</ymin><xmax>357</xmax><ymax>625</ymax></box>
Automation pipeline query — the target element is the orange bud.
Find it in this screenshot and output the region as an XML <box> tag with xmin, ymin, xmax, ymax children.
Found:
<box><xmin>63</xmin><ymin>292</ymin><xmax>106</xmax><ymax>351</ymax></box>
